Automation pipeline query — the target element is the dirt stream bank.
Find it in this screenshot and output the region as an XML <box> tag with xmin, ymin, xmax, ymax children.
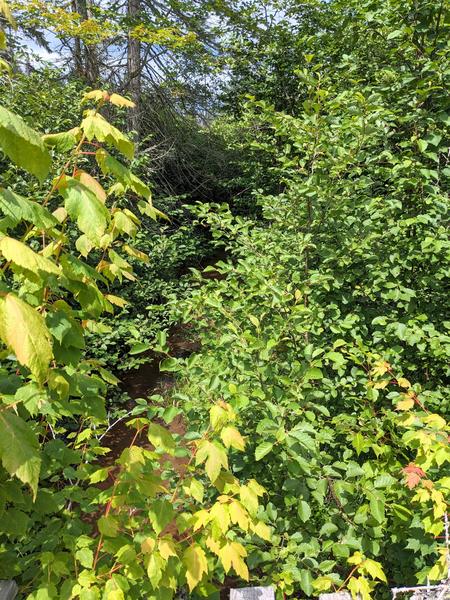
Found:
<box><xmin>100</xmin><ymin>252</ymin><xmax>226</xmax><ymax>464</ymax></box>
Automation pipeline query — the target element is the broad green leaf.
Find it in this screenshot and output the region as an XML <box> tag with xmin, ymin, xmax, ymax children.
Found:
<box><xmin>189</xmin><ymin>478</ymin><xmax>204</xmax><ymax>503</ymax></box>
<box><xmin>255</xmin><ymin>441</ymin><xmax>273</xmax><ymax>461</ymax></box>
<box><xmin>79</xmin><ymin>589</ymin><xmax>100</xmax><ymax>600</ymax></box>
<box><xmin>304</xmin><ymin>367</ymin><xmax>323</xmax><ymax>381</ymax></box>
<box><xmin>159</xmin><ymin>357</ymin><xmax>180</xmax><ymax>372</ymax></box>
<box><xmin>0</xmin><ymin>187</ymin><xmax>58</xmax><ymax>230</ymax></box>
<box><xmin>137</xmin><ymin>199</ymin><xmax>167</xmax><ymax>221</ymax></box>
<box><xmin>299</xmin><ymin>569</ymin><xmax>313</xmax><ymax>596</ymax></box>
<box><xmin>42</xmin><ymin>127</ymin><xmax>80</xmax><ymax>152</ymax></box>
<box><xmin>369</xmin><ymin>496</ymin><xmax>385</xmax><ymax>523</ymax></box>
<box><xmin>0</xmin><ymin>410</ymin><xmax>41</xmax><ymax>497</ymax></box>
<box><xmin>148</xmin><ymin>499</ymin><xmax>175</xmax><ymax>535</ymax></box>
<box><xmin>320</xmin><ymin>522</ymin><xmax>339</xmax><ymax>536</ymax></box>
<box><xmin>0</xmin><ymin>236</ymin><xmax>60</xmax><ymax>279</ymax></box>
<box><xmin>82</xmin><ymin>111</ymin><xmax>134</xmax><ymax>159</ymax></box>
<box><xmin>417</xmin><ymin>139</ymin><xmax>428</xmax><ymax>153</ymax></box>
<box><xmin>129</xmin><ymin>342</ymin><xmax>152</xmax><ymax>355</ymax></box>
<box><xmin>297</xmin><ymin>500</ymin><xmax>311</xmax><ymax>522</ymax></box>
<box><xmin>373</xmin><ymin>473</ymin><xmax>396</xmax><ymax>488</ymax></box>
<box><xmin>147</xmin><ymin>551</ymin><xmax>165</xmax><ymax>588</ymax></box>
<box><xmin>147</xmin><ymin>422</ymin><xmax>175</xmax><ymax>454</ymax></box>
<box><xmin>14</xmin><ymin>381</ymin><xmax>50</xmax><ymax>414</ymax></box>
<box><xmin>96</xmin><ymin>149</ymin><xmax>151</xmax><ymax>199</ymax></box>
<box><xmin>98</xmin><ymin>515</ymin><xmax>119</xmax><ymax>537</ymax></box>
<box><xmin>391</xmin><ymin>503</ymin><xmax>413</xmax><ymax>521</ymax></box>
<box><xmin>115</xmin><ymin>544</ymin><xmax>137</xmax><ymax>565</ymax></box>
<box><xmin>313</xmin><ymin>576</ymin><xmax>334</xmax><ymax>593</ymax></box>
<box><xmin>0</xmin><ymin>105</ymin><xmax>51</xmax><ymax>181</ymax></box>
<box><xmin>89</xmin><ymin>468</ymin><xmax>109</xmax><ymax>484</ymax></box>
<box><xmin>75</xmin><ymin>548</ymin><xmax>94</xmax><ymax>569</ymax></box>
<box><xmin>46</xmin><ymin>309</ymin><xmax>84</xmax><ymax>348</ymax></box>
<box><xmin>183</xmin><ymin>544</ymin><xmax>208</xmax><ymax>592</ymax></box>
<box><xmin>352</xmin><ymin>432</ymin><xmax>368</xmax><ymax>455</ymax></box>
<box><xmin>26</xmin><ymin>584</ymin><xmax>57</xmax><ymax>600</ymax></box>
<box><xmin>58</xmin><ymin>177</ymin><xmax>109</xmax><ymax>244</ymax></box>
<box><xmin>2</xmin><ymin>507</ymin><xmax>30</xmax><ymax>536</ymax></box>
<box><xmin>0</xmin><ymin>293</ymin><xmax>53</xmax><ymax>382</ymax></box>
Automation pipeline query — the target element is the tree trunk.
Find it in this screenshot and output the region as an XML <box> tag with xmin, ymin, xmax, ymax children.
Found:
<box><xmin>127</xmin><ymin>0</ymin><xmax>141</xmax><ymax>137</ymax></box>
<box><xmin>72</xmin><ymin>0</ymin><xmax>84</xmax><ymax>78</ymax></box>
<box><xmin>73</xmin><ymin>0</ymin><xmax>100</xmax><ymax>85</ymax></box>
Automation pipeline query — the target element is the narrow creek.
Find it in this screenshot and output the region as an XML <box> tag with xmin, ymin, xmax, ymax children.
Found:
<box><xmin>100</xmin><ymin>251</ymin><xmax>226</xmax><ymax>463</ymax></box>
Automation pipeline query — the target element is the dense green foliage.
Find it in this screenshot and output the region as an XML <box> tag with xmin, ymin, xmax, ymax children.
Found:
<box><xmin>0</xmin><ymin>0</ymin><xmax>449</xmax><ymax>598</ymax></box>
<box><xmin>163</xmin><ymin>0</ymin><xmax>450</xmax><ymax>595</ymax></box>
<box><xmin>0</xmin><ymin>83</ymin><xmax>270</xmax><ymax>598</ymax></box>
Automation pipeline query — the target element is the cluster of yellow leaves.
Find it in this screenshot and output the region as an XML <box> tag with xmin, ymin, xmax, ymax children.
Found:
<box><xmin>369</xmin><ymin>357</ymin><xmax>450</xmax><ymax>583</ymax></box>
<box><xmin>130</xmin><ymin>24</ymin><xmax>198</xmax><ymax>48</ymax></box>
<box><xmin>195</xmin><ymin>401</ymin><xmax>245</xmax><ymax>482</ymax></box>
<box><xmin>12</xmin><ymin>0</ymin><xmax>115</xmax><ymax>43</ymax></box>
<box><xmin>12</xmin><ymin>0</ymin><xmax>199</xmax><ymax>48</ymax></box>
<box><xmin>347</xmin><ymin>552</ymin><xmax>387</xmax><ymax>600</ymax></box>
<box><xmin>397</xmin><ymin>393</ymin><xmax>449</xmax><ymax>538</ymax></box>
<box><xmin>178</xmin><ymin>403</ymin><xmax>271</xmax><ymax>590</ymax></box>
<box><xmin>82</xmin><ymin>90</ymin><xmax>135</xmax><ymax>108</ymax></box>
<box><xmin>111</xmin><ymin>403</ymin><xmax>271</xmax><ymax>594</ymax></box>
<box><xmin>310</xmin><ymin>552</ymin><xmax>387</xmax><ymax>599</ymax></box>
<box><xmin>188</xmin><ymin>487</ymin><xmax>270</xmax><ymax>589</ymax></box>
<box><xmin>135</xmin><ymin>472</ymin><xmax>270</xmax><ymax>592</ymax></box>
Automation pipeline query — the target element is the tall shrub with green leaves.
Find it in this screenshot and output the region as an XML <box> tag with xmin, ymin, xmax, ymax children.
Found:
<box><xmin>163</xmin><ymin>0</ymin><xmax>450</xmax><ymax>596</ymax></box>
<box><xmin>0</xmin><ymin>6</ymin><xmax>270</xmax><ymax>599</ymax></box>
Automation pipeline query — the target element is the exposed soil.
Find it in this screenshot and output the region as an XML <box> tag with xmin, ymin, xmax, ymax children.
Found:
<box><xmin>99</xmin><ymin>325</ymin><xmax>196</xmax><ymax>466</ymax></box>
<box><xmin>99</xmin><ymin>249</ymin><xmax>225</xmax><ymax>464</ymax></box>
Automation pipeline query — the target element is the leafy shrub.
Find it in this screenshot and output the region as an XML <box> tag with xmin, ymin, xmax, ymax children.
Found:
<box><xmin>162</xmin><ymin>3</ymin><xmax>450</xmax><ymax>594</ymax></box>
<box><xmin>0</xmin><ymin>81</ymin><xmax>268</xmax><ymax>598</ymax></box>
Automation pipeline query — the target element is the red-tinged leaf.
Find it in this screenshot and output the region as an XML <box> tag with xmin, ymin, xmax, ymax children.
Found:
<box><xmin>402</xmin><ymin>463</ymin><xmax>426</xmax><ymax>489</ymax></box>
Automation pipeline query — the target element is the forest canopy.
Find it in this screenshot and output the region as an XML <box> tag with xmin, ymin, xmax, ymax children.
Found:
<box><xmin>0</xmin><ymin>0</ymin><xmax>449</xmax><ymax>599</ymax></box>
